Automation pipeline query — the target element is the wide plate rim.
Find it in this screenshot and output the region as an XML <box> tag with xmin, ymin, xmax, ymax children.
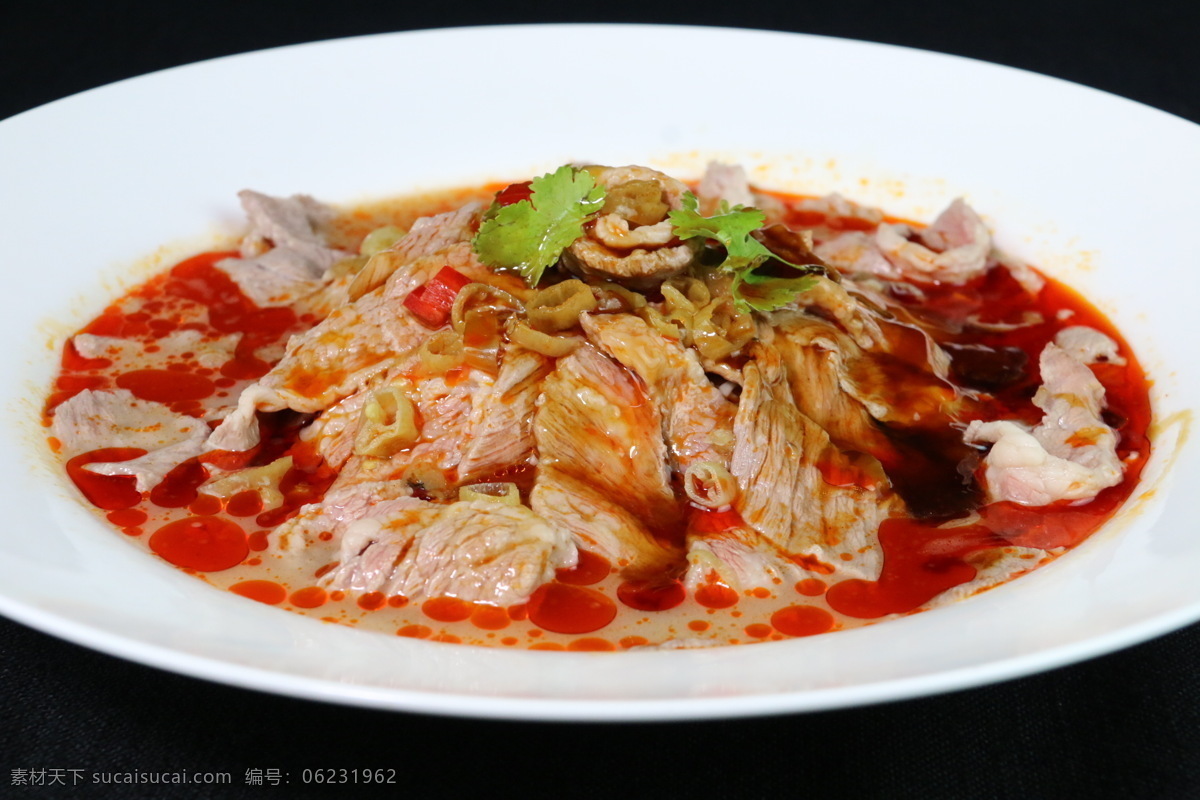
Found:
<box><xmin>3</xmin><ymin>22</ymin><xmax>1199</xmax><ymax>721</ymax></box>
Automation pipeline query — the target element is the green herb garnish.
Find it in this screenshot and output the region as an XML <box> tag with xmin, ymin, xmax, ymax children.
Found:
<box><xmin>669</xmin><ymin>192</ymin><xmax>824</xmax><ymax>311</ymax></box>
<box><xmin>472</xmin><ymin>165</ymin><xmax>606</xmax><ymax>286</ymax></box>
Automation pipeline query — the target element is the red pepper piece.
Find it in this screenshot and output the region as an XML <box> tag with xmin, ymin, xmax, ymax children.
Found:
<box><xmin>402</xmin><ymin>266</ymin><xmax>473</xmax><ymax>328</ymax></box>
<box><xmin>494</xmin><ymin>181</ymin><xmax>533</xmax><ymax>207</ymax></box>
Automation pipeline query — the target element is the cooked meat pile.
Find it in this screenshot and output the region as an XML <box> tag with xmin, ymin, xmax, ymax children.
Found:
<box><xmin>48</xmin><ymin>163</ymin><xmax>1148</xmax><ymax>644</ymax></box>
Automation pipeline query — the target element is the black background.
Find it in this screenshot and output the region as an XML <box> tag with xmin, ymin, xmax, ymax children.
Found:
<box><xmin>3</xmin><ymin>2</ymin><xmax>1200</xmax><ymax>798</ymax></box>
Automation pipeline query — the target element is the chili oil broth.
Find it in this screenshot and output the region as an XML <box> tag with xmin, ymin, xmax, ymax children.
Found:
<box><xmin>44</xmin><ymin>186</ymin><xmax>1153</xmax><ymax>650</ymax></box>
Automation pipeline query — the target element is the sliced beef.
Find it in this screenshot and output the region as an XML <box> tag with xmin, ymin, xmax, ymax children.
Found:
<box><xmin>786</xmin><ymin>276</ymin><xmax>886</xmax><ymax>350</ymax></box>
<box><xmin>815</xmin><ymin>198</ymin><xmax>991</xmax><ymax>286</ymax></box>
<box><xmin>695</xmin><ymin>161</ymin><xmax>755</xmax><ymax>214</ymax></box>
<box><xmin>1053</xmin><ymin>325</ymin><xmax>1126</xmax><ymax>365</ymax></box>
<box><xmin>580</xmin><ymin>312</ymin><xmax>736</xmax><ymax>473</ymax></box>
<box><xmin>217</xmin><ymin>191</ymin><xmax>352</xmax><ymax>307</ymax></box>
<box><xmin>329</xmin><ymin>369</ymin><xmax>490</xmax><ymax>493</ymax></box>
<box><xmin>457</xmin><ymin>342</ymin><xmax>554</xmax><ymax>484</ymax></box>
<box><xmin>874</xmin><ymin>198</ymin><xmax>991</xmax><ymax>284</ymax></box>
<box><xmin>730</xmin><ymin>342</ymin><xmax>900</xmax><ymax>579</ymax></box>
<box><xmin>52</xmin><ymin>389</ymin><xmax>209</xmax><ymax>491</ymax></box>
<box><xmin>683</xmin><ymin>523</ymin><xmax>801</xmax><ymax>593</ymax></box>
<box><xmin>531</xmin><ymin>471</ymin><xmax>679</xmax><ymax>577</ymax></box>
<box><xmin>794</xmin><ymin>193</ymin><xmax>886</xmax><ymax>231</ymax></box>
<box><xmin>770</xmin><ymin>308</ymin><xmax>981</xmax><ymax>518</ymax></box>
<box><xmin>324</xmin><ymin>499</ymin><xmax>575</xmax><ymax>606</ymax></box>
<box><xmin>296</xmin><ymin>380</ymin><xmax>379</xmax><ymax>471</ymax></box>
<box><xmin>964</xmin><ymin>342</ymin><xmax>1124</xmax><ymax>505</ymax></box>
<box><xmin>769</xmin><ymin>311</ymin><xmax>895</xmax><ymax>457</ymax></box>
<box><xmin>208</xmin><ymin>243</ymin><xmax>491</xmax><ymax>451</ymax></box>
<box><xmin>815</xmin><ymin>231</ymin><xmax>896</xmax><ymax>278</ymax></box>
<box><xmin>272</xmin><ymin>479</ymin><xmax>417</xmax><ymax>552</ymax></box>
<box><xmin>929</xmin><ymin>544</ymin><xmax>1052</xmax><ymax>608</ymax></box>
<box><xmin>530</xmin><ymin>343</ymin><xmax>683</xmax><ymax>575</ymax></box>
<box><xmin>74</xmin><ymin>329</ymin><xmax>242</xmax><ymax>371</ymax></box>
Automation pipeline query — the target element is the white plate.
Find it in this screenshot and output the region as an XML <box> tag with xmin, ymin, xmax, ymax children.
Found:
<box><xmin>2</xmin><ymin>24</ymin><xmax>1198</xmax><ymax>721</ymax></box>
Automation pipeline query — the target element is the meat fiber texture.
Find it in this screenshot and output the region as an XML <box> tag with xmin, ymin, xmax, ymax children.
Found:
<box><xmin>272</xmin><ymin>479</ymin><xmax>417</xmax><ymax>553</ymax></box>
<box><xmin>578</xmin><ymin>312</ymin><xmax>802</xmax><ymax>590</ymax></box>
<box><xmin>324</xmin><ymin>500</ymin><xmax>575</xmax><ymax>606</ymax></box>
<box><xmin>581</xmin><ymin>312</ymin><xmax>735</xmax><ymax>472</ymax></box>
<box><xmin>217</xmin><ymin>191</ymin><xmax>353</xmax><ymax>307</ymax></box>
<box><xmin>731</xmin><ymin>342</ymin><xmax>897</xmax><ymax>581</ymax></box>
<box><xmin>52</xmin><ymin>389</ymin><xmax>209</xmax><ymax>491</ymax></box>
<box><xmin>815</xmin><ymin>196</ymin><xmax>1043</xmax><ymax>293</ymax></box>
<box><xmin>965</xmin><ymin>339</ymin><xmax>1124</xmax><ymax>506</ymax></box>
<box><xmin>531</xmin><ymin>343</ymin><xmax>682</xmax><ymax>576</ymax></box>
<box><xmin>207</xmin><ymin>208</ymin><xmax>487</xmax><ymax>452</ymax></box>
<box><xmin>74</xmin><ymin>330</ymin><xmax>242</xmax><ymax>372</ymax></box>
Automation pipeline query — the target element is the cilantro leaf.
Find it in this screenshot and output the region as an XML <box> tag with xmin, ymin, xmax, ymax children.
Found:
<box><xmin>669</xmin><ymin>192</ymin><xmax>772</xmax><ymax>271</ymax></box>
<box><xmin>669</xmin><ymin>192</ymin><xmax>825</xmax><ymax>312</ymax></box>
<box><xmin>731</xmin><ymin>271</ymin><xmax>820</xmax><ymax>312</ymax></box>
<box><xmin>472</xmin><ymin>165</ymin><xmax>606</xmax><ymax>286</ymax></box>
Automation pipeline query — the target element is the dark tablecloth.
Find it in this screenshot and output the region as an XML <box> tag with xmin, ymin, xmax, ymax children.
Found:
<box><xmin>4</xmin><ymin>2</ymin><xmax>1199</xmax><ymax>797</ymax></box>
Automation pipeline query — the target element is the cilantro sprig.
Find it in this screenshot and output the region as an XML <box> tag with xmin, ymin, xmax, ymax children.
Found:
<box><xmin>668</xmin><ymin>192</ymin><xmax>825</xmax><ymax>312</ymax></box>
<box><xmin>472</xmin><ymin>165</ymin><xmax>606</xmax><ymax>286</ymax></box>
